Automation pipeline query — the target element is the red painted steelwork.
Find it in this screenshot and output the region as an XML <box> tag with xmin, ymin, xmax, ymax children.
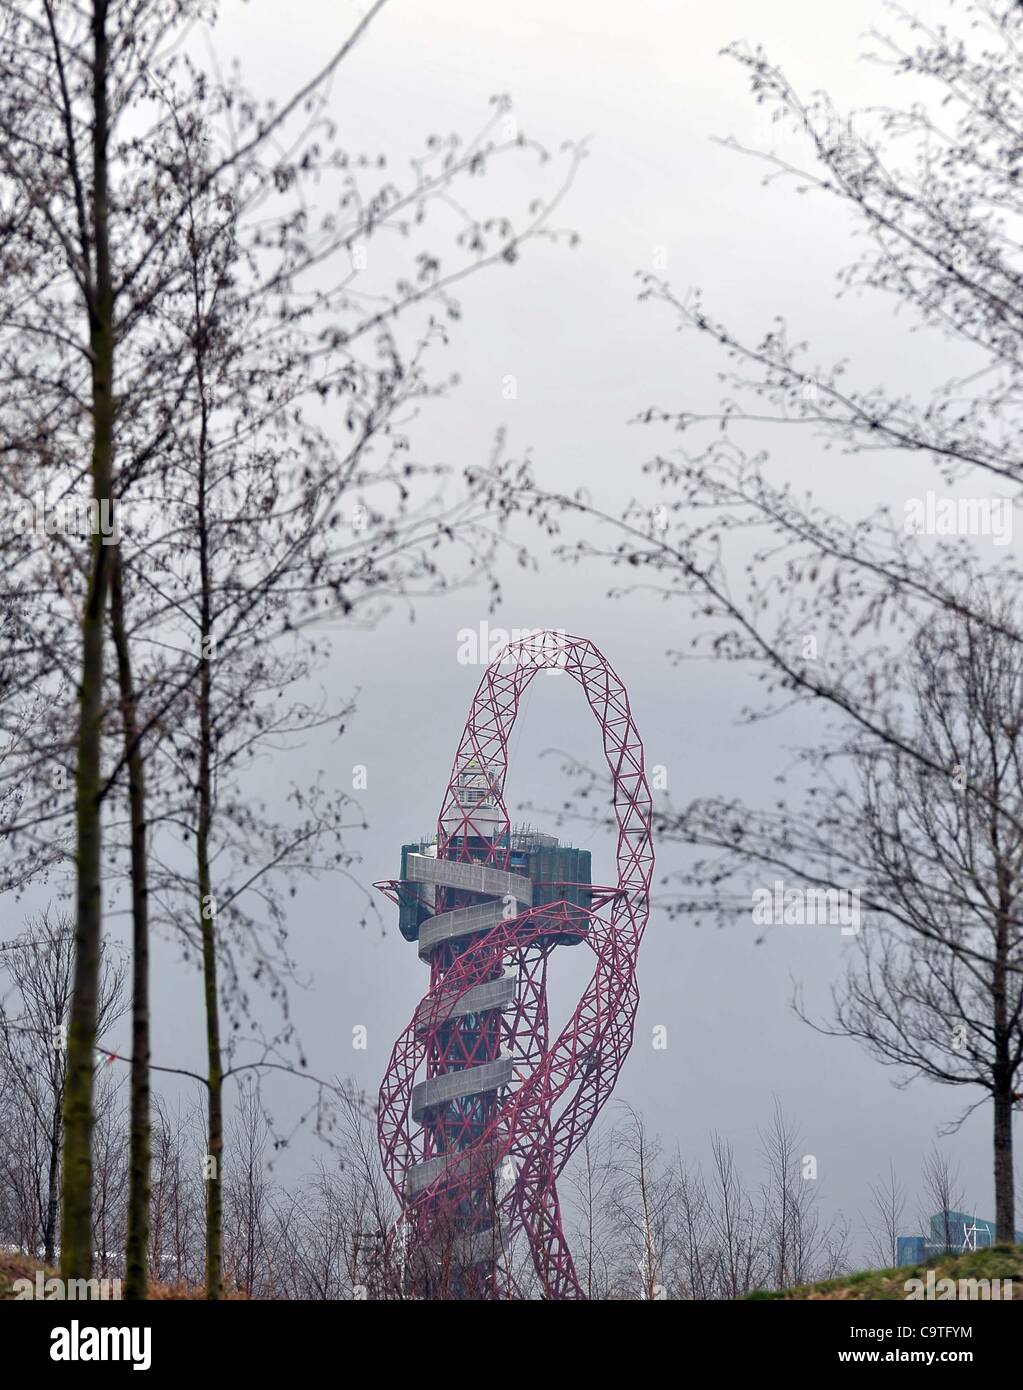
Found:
<box><xmin>376</xmin><ymin>632</ymin><xmax>654</xmax><ymax>1298</ymax></box>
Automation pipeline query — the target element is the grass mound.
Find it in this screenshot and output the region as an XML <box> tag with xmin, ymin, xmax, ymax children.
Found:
<box><xmin>746</xmin><ymin>1244</ymin><xmax>1022</xmax><ymax>1300</ymax></box>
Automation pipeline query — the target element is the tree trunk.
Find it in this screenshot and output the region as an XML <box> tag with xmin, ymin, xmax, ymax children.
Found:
<box><xmin>992</xmin><ymin>891</ymin><xmax>1015</xmax><ymax>1244</ymax></box>
<box><xmin>111</xmin><ymin>549</ymin><xmax>151</xmax><ymax>1298</ymax></box>
<box><xmin>200</xmin><ymin>778</ymin><xmax>223</xmax><ymax>1298</ymax></box>
<box><xmin>993</xmin><ymin>1081</ymin><xmax>1015</xmax><ymax>1243</ymax></box>
<box><xmin>43</xmin><ymin>1100</ymin><xmax>61</xmax><ymax>1265</ymax></box>
<box><xmin>61</xmin><ymin>0</ymin><xmax>114</xmax><ymax>1284</ymax></box>
<box><xmin>196</xmin><ymin>357</ymin><xmax>222</xmax><ymax>1298</ymax></box>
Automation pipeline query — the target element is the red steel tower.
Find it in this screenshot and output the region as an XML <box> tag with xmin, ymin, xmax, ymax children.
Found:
<box><xmin>375</xmin><ymin>631</ymin><xmax>653</xmax><ymax>1298</ymax></box>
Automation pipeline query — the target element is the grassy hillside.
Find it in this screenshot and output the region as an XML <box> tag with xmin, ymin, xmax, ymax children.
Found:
<box><xmin>747</xmin><ymin>1244</ymin><xmax>1023</xmax><ymax>1300</ymax></box>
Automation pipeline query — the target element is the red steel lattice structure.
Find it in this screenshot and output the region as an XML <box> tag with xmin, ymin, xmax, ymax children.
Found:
<box><xmin>375</xmin><ymin>631</ymin><xmax>653</xmax><ymax>1298</ymax></box>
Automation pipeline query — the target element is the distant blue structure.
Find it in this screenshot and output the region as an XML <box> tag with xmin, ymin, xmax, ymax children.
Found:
<box><xmin>897</xmin><ymin>1211</ymin><xmax>1023</xmax><ymax>1266</ymax></box>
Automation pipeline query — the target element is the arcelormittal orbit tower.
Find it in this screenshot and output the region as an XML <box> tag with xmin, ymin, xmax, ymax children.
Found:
<box><xmin>375</xmin><ymin>631</ymin><xmax>653</xmax><ymax>1298</ymax></box>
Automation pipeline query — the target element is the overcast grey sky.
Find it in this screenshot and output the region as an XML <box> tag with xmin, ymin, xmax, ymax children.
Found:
<box><xmin>89</xmin><ymin>0</ymin><xmax>1005</xmax><ymax>1261</ymax></box>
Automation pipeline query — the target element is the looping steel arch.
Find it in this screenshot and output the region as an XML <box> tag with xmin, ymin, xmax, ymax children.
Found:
<box><xmin>376</xmin><ymin>632</ymin><xmax>653</xmax><ymax>1298</ymax></box>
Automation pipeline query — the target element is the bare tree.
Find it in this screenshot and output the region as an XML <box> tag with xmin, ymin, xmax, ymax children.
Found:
<box><xmin>759</xmin><ymin>1098</ymin><xmax>848</xmax><ymax>1288</ymax></box>
<box><xmin>481</xmin><ymin>0</ymin><xmax>1023</xmax><ymax>1244</ymax></box>
<box><xmin>147</xmin><ymin>1094</ymin><xmax>205</xmax><ymax>1290</ymax></box>
<box><xmin>864</xmin><ymin>1161</ymin><xmax>906</xmax><ymax>1270</ymax></box>
<box><xmin>603</xmin><ymin>1104</ymin><xmax>678</xmax><ymax>1298</ymax></box>
<box><xmin>705</xmin><ymin>1133</ymin><xmax>767</xmax><ymax>1298</ymax></box>
<box><xmin>0</xmin><ymin>911</ymin><xmax>124</xmax><ymax>1262</ymax></box>
<box><xmin>671</xmin><ymin>1155</ymin><xmax>715</xmax><ymax>1299</ymax></box>
<box><xmin>221</xmin><ymin>1081</ymin><xmax>282</xmax><ymax>1297</ymax></box>
<box><xmin>563</xmin><ymin>1131</ymin><xmax>615</xmax><ymax>1299</ymax></box>
<box><xmin>783</xmin><ymin>605</ymin><xmax>1023</xmax><ymax>1242</ymax></box>
<box><xmin>920</xmin><ymin>1147</ymin><xmax>967</xmax><ymax>1255</ymax></box>
<box><xmin>0</xmin><ymin>0</ymin><xmax>580</xmax><ymax>1294</ymax></box>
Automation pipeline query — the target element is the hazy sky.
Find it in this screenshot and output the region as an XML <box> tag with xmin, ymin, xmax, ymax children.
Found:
<box><xmin>81</xmin><ymin>0</ymin><xmax>1008</xmax><ymax>1262</ymax></box>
